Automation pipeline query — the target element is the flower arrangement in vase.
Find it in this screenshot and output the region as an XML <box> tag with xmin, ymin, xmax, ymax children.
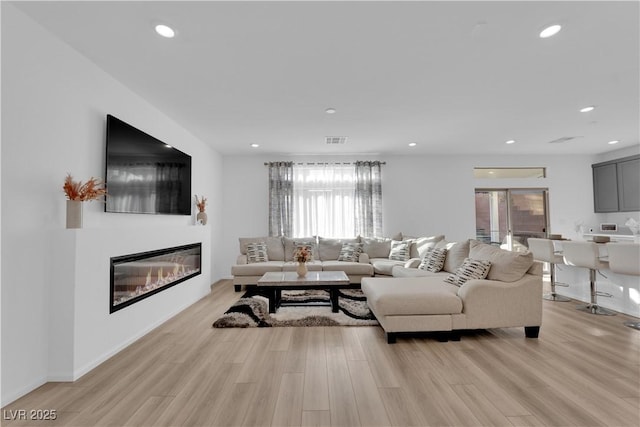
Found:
<box><xmin>63</xmin><ymin>174</ymin><xmax>107</xmax><ymax>201</ymax></box>
<box><xmin>63</xmin><ymin>174</ymin><xmax>107</xmax><ymax>228</ymax></box>
<box><xmin>195</xmin><ymin>195</ymin><xmax>208</xmax><ymax>225</ymax></box>
<box><xmin>293</xmin><ymin>246</ymin><xmax>312</xmax><ymax>277</ymax></box>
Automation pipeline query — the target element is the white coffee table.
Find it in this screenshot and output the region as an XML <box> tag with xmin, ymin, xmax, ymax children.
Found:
<box><xmin>257</xmin><ymin>271</ymin><xmax>350</xmax><ymax>313</ymax></box>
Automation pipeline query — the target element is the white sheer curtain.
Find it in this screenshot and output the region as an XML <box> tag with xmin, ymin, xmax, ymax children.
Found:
<box><xmin>292</xmin><ymin>163</ymin><xmax>356</xmax><ymax>237</ymax></box>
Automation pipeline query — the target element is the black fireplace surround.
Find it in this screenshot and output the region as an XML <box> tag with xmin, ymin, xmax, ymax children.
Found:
<box><xmin>110</xmin><ymin>243</ymin><xmax>201</xmax><ymax>313</ymax></box>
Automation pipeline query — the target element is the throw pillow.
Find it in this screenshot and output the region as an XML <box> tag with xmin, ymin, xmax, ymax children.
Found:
<box><xmin>468</xmin><ymin>240</ymin><xmax>534</xmax><ymax>282</ymax></box>
<box><xmin>436</xmin><ymin>239</ymin><xmax>471</xmax><ymax>273</ymax></box>
<box><xmin>418</xmin><ymin>248</ymin><xmax>448</xmax><ymax>272</ymax></box>
<box><xmin>410</xmin><ymin>235</ymin><xmax>446</xmax><ymax>259</ymax></box>
<box><xmin>246</xmin><ymin>242</ymin><xmax>269</xmax><ymax>263</ymax></box>
<box><xmin>337</xmin><ymin>243</ymin><xmax>363</xmax><ymax>262</ymax></box>
<box><xmin>389</xmin><ymin>240</ymin><xmax>411</xmax><ymax>261</ymax></box>
<box><xmin>444</xmin><ymin>258</ymin><xmax>492</xmax><ymax>286</ymax></box>
<box><xmin>361</xmin><ymin>237</ymin><xmax>392</xmax><ymax>258</ymax></box>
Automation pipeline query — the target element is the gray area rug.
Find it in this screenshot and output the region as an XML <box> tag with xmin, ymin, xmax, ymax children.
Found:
<box><xmin>212</xmin><ymin>289</ymin><xmax>379</xmax><ymax>328</ymax></box>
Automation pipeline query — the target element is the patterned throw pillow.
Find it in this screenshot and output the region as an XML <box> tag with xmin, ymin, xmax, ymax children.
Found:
<box><xmin>337</xmin><ymin>243</ymin><xmax>363</xmax><ymax>262</ymax></box>
<box><xmin>246</xmin><ymin>242</ymin><xmax>269</xmax><ymax>263</ymax></box>
<box><xmin>444</xmin><ymin>258</ymin><xmax>492</xmax><ymax>286</ymax></box>
<box><xmin>389</xmin><ymin>240</ymin><xmax>411</xmax><ymax>261</ymax></box>
<box><xmin>418</xmin><ymin>248</ymin><xmax>448</xmax><ymax>272</ymax></box>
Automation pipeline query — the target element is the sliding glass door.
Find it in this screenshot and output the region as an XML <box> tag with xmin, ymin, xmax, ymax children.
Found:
<box><xmin>475</xmin><ymin>188</ymin><xmax>549</xmax><ymax>251</ymax></box>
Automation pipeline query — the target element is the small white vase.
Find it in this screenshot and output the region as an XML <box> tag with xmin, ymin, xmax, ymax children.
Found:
<box><xmin>66</xmin><ymin>200</ymin><xmax>83</xmax><ymax>229</ymax></box>
<box><xmin>196</xmin><ymin>211</ymin><xmax>208</xmax><ymax>225</ymax></box>
<box><xmin>296</xmin><ymin>262</ymin><xmax>308</xmax><ymax>277</ymax></box>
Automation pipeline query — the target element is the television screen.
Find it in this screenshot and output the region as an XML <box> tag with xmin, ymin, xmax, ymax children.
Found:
<box><xmin>105</xmin><ymin>115</ymin><xmax>192</xmax><ymax>215</ymax></box>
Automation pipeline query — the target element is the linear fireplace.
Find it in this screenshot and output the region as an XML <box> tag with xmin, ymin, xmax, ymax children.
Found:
<box><xmin>110</xmin><ymin>243</ymin><xmax>201</xmax><ymax>313</ymax></box>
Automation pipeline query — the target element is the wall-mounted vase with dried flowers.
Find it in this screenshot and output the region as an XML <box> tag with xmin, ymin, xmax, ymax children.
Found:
<box><xmin>63</xmin><ymin>174</ymin><xmax>107</xmax><ymax>228</ymax></box>
<box><xmin>195</xmin><ymin>195</ymin><xmax>208</xmax><ymax>225</ymax></box>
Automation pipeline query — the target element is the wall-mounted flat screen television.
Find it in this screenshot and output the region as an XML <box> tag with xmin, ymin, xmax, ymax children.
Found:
<box><xmin>105</xmin><ymin>115</ymin><xmax>192</xmax><ymax>215</ymax></box>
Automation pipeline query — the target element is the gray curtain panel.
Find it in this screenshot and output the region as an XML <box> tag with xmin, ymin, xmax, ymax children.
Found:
<box><xmin>354</xmin><ymin>160</ymin><xmax>383</xmax><ymax>237</ymax></box>
<box><xmin>268</xmin><ymin>161</ymin><xmax>294</xmax><ymax>237</ymax></box>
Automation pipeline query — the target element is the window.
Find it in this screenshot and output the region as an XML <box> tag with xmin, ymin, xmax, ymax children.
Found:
<box><xmin>268</xmin><ymin>161</ymin><xmax>383</xmax><ymax>238</ymax></box>
<box><xmin>292</xmin><ymin>164</ymin><xmax>356</xmax><ymax>237</ymax></box>
<box><xmin>474</xmin><ymin>167</ymin><xmax>546</xmax><ymax>179</ymax></box>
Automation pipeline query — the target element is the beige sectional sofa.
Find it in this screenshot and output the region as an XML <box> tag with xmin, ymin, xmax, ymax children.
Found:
<box><xmin>231</xmin><ymin>236</ymin><xmax>375</xmax><ymax>291</ymax></box>
<box><xmin>364</xmin><ymin>234</ymin><xmax>445</xmax><ymax>275</ymax></box>
<box><xmin>361</xmin><ymin>239</ymin><xmax>543</xmax><ymax>343</ymax></box>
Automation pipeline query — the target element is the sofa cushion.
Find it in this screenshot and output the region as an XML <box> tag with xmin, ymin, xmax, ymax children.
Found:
<box><xmin>391</xmin><ymin>265</ymin><xmax>450</xmax><ymax>278</ymax></box>
<box><xmin>317</xmin><ymin>237</ymin><xmax>360</xmax><ymax>261</ymax></box>
<box><xmin>322</xmin><ymin>260</ymin><xmax>374</xmax><ymax>276</ymax></box>
<box><xmin>361</xmin><ymin>277</ymin><xmax>462</xmax><ymax>316</ymax></box>
<box><xmin>389</xmin><ymin>240</ymin><xmax>412</xmax><ymax>261</ymax></box>
<box><xmin>469</xmin><ymin>240</ymin><xmax>534</xmax><ymax>282</ymax></box>
<box><xmin>410</xmin><ymin>235</ymin><xmax>446</xmax><ymax>258</ymax></box>
<box><xmin>239</xmin><ymin>236</ymin><xmax>285</xmax><ymax>261</ymax></box>
<box><xmin>418</xmin><ymin>248</ymin><xmax>447</xmax><ymax>272</ymax></box>
<box><xmin>246</xmin><ymin>242</ymin><xmax>269</xmax><ymax>263</ymax></box>
<box><xmin>337</xmin><ymin>242</ymin><xmax>363</xmax><ymax>262</ymax></box>
<box><xmin>444</xmin><ymin>258</ymin><xmax>492</xmax><ymax>286</ymax></box>
<box><xmin>231</xmin><ymin>261</ymin><xmax>284</xmax><ymax>276</ymax></box>
<box><xmin>284</xmin><ymin>237</ymin><xmax>317</xmax><ymax>261</ymax></box>
<box><xmin>370</xmin><ymin>258</ymin><xmax>406</xmax><ymax>275</ymax></box>
<box><xmin>436</xmin><ymin>239</ymin><xmax>471</xmax><ymax>273</ymax></box>
<box><xmin>362</xmin><ymin>237</ymin><xmax>392</xmax><ymax>258</ymax></box>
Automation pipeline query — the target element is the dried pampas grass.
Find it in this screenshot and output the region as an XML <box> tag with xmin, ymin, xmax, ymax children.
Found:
<box><xmin>63</xmin><ymin>174</ymin><xmax>107</xmax><ymax>201</ymax></box>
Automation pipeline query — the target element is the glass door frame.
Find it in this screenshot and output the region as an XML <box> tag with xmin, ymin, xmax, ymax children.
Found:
<box><xmin>475</xmin><ymin>187</ymin><xmax>550</xmax><ymax>251</ymax></box>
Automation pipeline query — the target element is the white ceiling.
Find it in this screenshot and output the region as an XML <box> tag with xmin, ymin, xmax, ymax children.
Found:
<box><xmin>13</xmin><ymin>1</ymin><xmax>640</xmax><ymax>156</ymax></box>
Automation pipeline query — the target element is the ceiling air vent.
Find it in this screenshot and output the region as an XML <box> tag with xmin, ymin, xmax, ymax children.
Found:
<box><xmin>325</xmin><ymin>136</ymin><xmax>347</xmax><ymax>145</ymax></box>
<box><xmin>547</xmin><ymin>136</ymin><xmax>582</xmax><ymax>144</ymax></box>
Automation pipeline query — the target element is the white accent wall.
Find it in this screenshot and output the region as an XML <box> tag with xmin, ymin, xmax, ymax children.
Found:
<box><xmin>1</xmin><ymin>5</ymin><xmax>223</xmax><ymax>406</ymax></box>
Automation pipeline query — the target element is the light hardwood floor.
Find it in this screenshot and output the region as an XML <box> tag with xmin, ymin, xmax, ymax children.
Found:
<box><xmin>3</xmin><ymin>279</ymin><xmax>639</xmax><ymax>427</ymax></box>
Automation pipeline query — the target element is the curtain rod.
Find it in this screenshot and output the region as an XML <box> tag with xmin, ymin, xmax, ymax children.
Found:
<box><xmin>264</xmin><ymin>161</ymin><xmax>386</xmax><ymax>166</ymax></box>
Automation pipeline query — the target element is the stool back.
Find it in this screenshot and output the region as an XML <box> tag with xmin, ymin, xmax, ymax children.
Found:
<box><xmin>562</xmin><ymin>241</ymin><xmax>601</xmax><ymax>270</ymax></box>
<box><xmin>606</xmin><ymin>243</ymin><xmax>640</xmax><ymax>276</ymax></box>
<box><xmin>528</xmin><ymin>238</ymin><xmax>555</xmax><ymax>263</ymax></box>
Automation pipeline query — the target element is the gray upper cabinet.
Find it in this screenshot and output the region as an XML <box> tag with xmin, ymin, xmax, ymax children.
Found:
<box><xmin>617</xmin><ymin>157</ymin><xmax>640</xmax><ymax>211</ymax></box>
<box><xmin>592</xmin><ymin>155</ymin><xmax>640</xmax><ymax>213</ymax></box>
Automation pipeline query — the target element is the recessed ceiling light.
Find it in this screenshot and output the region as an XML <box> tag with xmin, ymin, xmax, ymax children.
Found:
<box><xmin>408</xmin><ymin>142</ymin><xmax>417</xmax><ymax>147</ymax></box>
<box><xmin>608</xmin><ymin>140</ymin><xmax>620</xmax><ymax>145</ymax></box>
<box><xmin>505</xmin><ymin>140</ymin><xmax>516</xmax><ymax>145</ymax></box>
<box><xmin>325</xmin><ymin>108</ymin><xmax>336</xmax><ymax>114</ymax></box>
<box><xmin>580</xmin><ymin>106</ymin><xmax>595</xmax><ymax>113</ymax></box>
<box><xmin>539</xmin><ymin>24</ymin><xmax>562</xmax><ymax>38</ymax></box>
<box><xmin>250</xmin><ymin>143</ymin><xmax>260</xmax><ymax>148</ymax></box>
<box><xmin>155</xmin><ymin>24</ymin><xmax>175</xmax><ymax>38</ymax></box>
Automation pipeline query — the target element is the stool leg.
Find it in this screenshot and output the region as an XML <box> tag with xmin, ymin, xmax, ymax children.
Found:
<box><xmin>543</xmin><ymin>263</ymin><xmax>570</xmax><ymax>301</ymax></box>
<box><xmin>576</xmin><ymin>269</ymin><xmax>616</xmax><ymax>315</ymax></box>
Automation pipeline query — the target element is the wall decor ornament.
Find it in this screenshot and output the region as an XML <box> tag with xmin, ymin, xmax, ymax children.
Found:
<box><xmin>195</xmin><ymin>195</ymin><xmax>208</xmax><ymax>225</ymax></box>
<box><xmin>62</xmin><ymin>174</ymin><xmax>107</xmax><ymax>228</ymax></box>
<box><xmin>66</xmin><ymin>200</ymin><xmax>83</xmax><ymax>229</ymax></box>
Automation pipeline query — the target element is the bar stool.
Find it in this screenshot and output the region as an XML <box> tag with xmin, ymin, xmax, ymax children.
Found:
<box><xmin>562</xmin><ymin>241</ymin><xmax>616</xmax><ymax>315</ymax></box>
<box><xmin>528</xmin><ymin>238</ymin><xmax>570</xmax><ymax>301</ymax></box>
<box><xmin>607</xmin><ymin>243</ymin><xmax>640</xmax><ymax>329</ymax></box>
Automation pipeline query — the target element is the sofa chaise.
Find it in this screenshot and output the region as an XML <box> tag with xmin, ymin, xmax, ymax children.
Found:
<box><xmin>361</xmin><ymin>239</ymin><xmax>543</xmax><ymax>343</ymax></box>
